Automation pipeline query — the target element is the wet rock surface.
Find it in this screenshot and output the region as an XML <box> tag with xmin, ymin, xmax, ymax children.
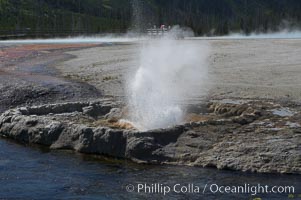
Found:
<box><xmin>1</xmin><ymin>99</ymin><xmax>300</xmax><ymax>174</ymax></box>
<box><xmin>0</xmin><ymin>44</ymin><xmax>102</xmax><ymax>113</ymax></box>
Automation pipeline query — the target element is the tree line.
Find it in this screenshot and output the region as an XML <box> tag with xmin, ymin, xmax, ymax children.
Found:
<box><xmin>0</xmin><ymin>0</ymin><xmax>301</xmax><ymax>36</ymax></box>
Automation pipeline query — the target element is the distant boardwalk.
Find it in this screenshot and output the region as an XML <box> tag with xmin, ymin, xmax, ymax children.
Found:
<box><xmin>146</xmin><ymin>26</ymin><xmax>171</xmax><ymax>36</ymax></box>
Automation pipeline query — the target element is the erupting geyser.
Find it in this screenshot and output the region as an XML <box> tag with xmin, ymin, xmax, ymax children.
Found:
<box><xmin>127</xmin><ymin>30</ymin><xmax>210</xmax><ymax>130</ymax></box>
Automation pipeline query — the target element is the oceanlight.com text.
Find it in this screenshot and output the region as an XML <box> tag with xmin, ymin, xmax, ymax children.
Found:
<box><xmin>125</xmin><ymin>183</ymin><xmax>295</xmax><ymax>196</ymax></box>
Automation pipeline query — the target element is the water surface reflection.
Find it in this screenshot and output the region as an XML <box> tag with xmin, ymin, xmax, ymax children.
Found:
<box><xmin>0</xmin><ymin>139</ymin><xmax>300</xmax><ymax>200</ymax></box>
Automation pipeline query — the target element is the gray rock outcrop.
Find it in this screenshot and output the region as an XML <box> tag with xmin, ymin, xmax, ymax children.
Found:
<box><xmin>0</xmin><ymin>100</ymin><xmax>300</xmax><ymax>174</ymax></box>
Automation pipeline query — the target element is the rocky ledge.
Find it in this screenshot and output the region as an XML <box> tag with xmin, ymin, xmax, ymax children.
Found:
<box><xmin>0</xmin><ymin>99</ymin><xmax>300</xmax><ymax>174</ymax></box>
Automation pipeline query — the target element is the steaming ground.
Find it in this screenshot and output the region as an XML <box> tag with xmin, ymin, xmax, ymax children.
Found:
<box><xmin>193</xmin><ymin>30</ymin><xmax>301</xmax><ymax>39</ymax></box>
<box><xmin>0</xmin><ymin>36</ymin><xmax>141</xmax><ymax>44</ymax></box>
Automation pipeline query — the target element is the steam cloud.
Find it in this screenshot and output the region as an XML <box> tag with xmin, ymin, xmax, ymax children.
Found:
<box><xmin>0</xmin><ymin>36</ymin><xmax>141</xmax><ymax>44</ymax></box>
<box><xmin>127</xmin><ymin>28</ymin><xmax>210</xmax><ymax>130</ymax></box>
<box><xmin>205</xmin><ymin>30</ymin><xmax>301</xmax><ymax>39</ymax></box>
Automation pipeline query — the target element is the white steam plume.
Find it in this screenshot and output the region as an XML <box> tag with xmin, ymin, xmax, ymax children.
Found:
<box><xmin>0</xmin><ymin>36</ymin><xmax>142</xmax><ymax>44</ymax></box>
<box><xmin>220</xmin><ymin>30</ymin><xmax>301</xmax><ymax>39</ymax></box>
<box><xmin>127</xmin><ymin>28</ymin><xmax>210</xmax><ymax>130</ymax></box>
<box><xmin>195</xmin><ymin>30</ymin><xmax>301</xmax><ymax>40</ymax></box>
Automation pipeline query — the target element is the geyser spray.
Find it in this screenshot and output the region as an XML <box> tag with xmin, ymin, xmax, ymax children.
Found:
<box><xmin>127</xmin><ymin>31</ymin><xmax>210</xmax><ymax>130</ymax></box>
